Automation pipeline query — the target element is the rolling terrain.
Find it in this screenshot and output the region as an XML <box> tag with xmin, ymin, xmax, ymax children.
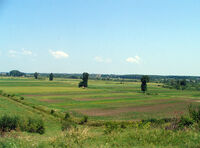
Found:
<box><xmin>0</xmin><ymin>77</ymin><xmax>200</xmax><ymax>147</ymax></box>
<box><xmin>0</xmin><ymin>77</ymin><xmax>199</xmax><ymax>120</ymax></box>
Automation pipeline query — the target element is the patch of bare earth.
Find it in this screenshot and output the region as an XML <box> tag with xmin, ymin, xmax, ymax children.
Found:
<box><xmin>73</xmin><ymin>97</ymin><xmax>125</xmax><ymax>101</ymax></box>
<box><xmin>23</xmin><ymin>94</ymin><xmax>68</xmax><ymax>97</ymax></box>
<box><xmin>40</xmin><ymin>99</ymin><xmax>64</xmax><ymax>103</ymax></box>
<box><xmin>75</xmin><ymin>102</ymin><xmax>189</xmax><ymax>116</ymax></box>
<box><xmin>174</xmin><ymin>97</ymin><xmax>200</xmax><ymax>103</ymax></box>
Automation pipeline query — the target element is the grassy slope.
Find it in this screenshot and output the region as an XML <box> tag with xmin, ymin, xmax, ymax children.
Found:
<box><xmin>0</xmin><ymin>95</ymin><xmax>65</xmax><ymax>147</ymax></box>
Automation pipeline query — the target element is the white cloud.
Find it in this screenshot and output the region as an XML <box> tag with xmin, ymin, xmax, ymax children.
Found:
<box><xmin>94</xmin><ymin>56</ymin><xmax>104</xmax><ymax>62</ymax></box>
<box><xmin>94</xmin><ymin>56</ymin><xmax>112</xmax><ymax>63</ymax></box>
<box><xmin>49</xmin><ymin>50</ymin><xmax>69</xmax><ymax>59</ymax></box>
<box><xmin>126</xmin><ymin>56</ymin><xmax>141</xmax><ymax>64</ymax></box>
<box><xmin>105</xmin><ymin>58</ymin><xmax>112</xmax><ymax>63</ymax></box>
<box><xmin>22</xmin><ymin>49</ymin><xmax>32</xmax><ymax>55</ymax></box>
<box><xmin>9</xmin><ymin>50</ymin><xmax>17</xmax><ymax>57</ymax></box>
<box><xmin>9</xmin><ymin>49</ymin><xmax>33</xmax><ymax>57</ymax></box>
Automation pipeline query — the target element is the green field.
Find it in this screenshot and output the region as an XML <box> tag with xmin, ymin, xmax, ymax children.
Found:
<box><xmin>0</xmin><ymin>77</ymin><xmax>200</xmax><ymax>147</ymax></box>
<box><xmin>0</xmin><ymin>77</ymin><xmax>199</xmax><ymax>120</ymax></box>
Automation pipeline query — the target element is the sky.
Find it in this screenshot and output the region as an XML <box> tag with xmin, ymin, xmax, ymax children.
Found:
<box><xmin>0</xmin><ymin>0</ymin><xmax>200</xmax><ymax>75</ymax></box>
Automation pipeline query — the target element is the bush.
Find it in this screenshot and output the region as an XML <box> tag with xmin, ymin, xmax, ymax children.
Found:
<box><xmin>0</xmin><ymin>115</ymin><xmax>20</xmax><ymax>132</ymax></box>
<box><xmin>142</xmin><ymin>118</ymin><xmax>171</xmax><ymax>125</ymax></box>
<box><xmin>166</xmin><ymin>105</ymin><xmax>200</xmax><ymax>130</ymax></box>
<box><xmin>24</xmin><ymin>118</ymin><xmax>45</xmax><ymax>134</ymax></box>
<box><xmin>79</xmin><ymin>116</ymin><xmax>88</xmax><ymax>125</ymax></box>
<box><xmin>0</xmin><ymin>115</ymin><xmax>45</xmax><ymax>134</ymax></box>
<box><xmin>166</xmin><ymin>116</ymin><xmax>194</xmax><ymax>130</ymax></box>
<box><xmin>64</xmin><ymin>112</ymin><xmax>70</xmax><ymax>120</ymax></box>
<box><xmin>11</xmin><ymin>94</ymin><xmax>15</xmax><ymax>97</ymax></box>
<box><xmin>146</xmin><ymin>92</ymin><xmax>159</xmax><ymax>95</ymax></box>
<box><xmin>20</xmin><ymin>97</ymin><xmax>24</xmax><ymax>100</ymax></box>
<box><xmin>188</xmin><ymin>104</ymin><xmax>200</xmax><ymax>123</ymax></box>
<box><xmin>61</xmin><ymin>120</ymin><xmax>76</xmax><ymax>131</ymax></box>
<box><xmin>83</xmin><ymin>116</ymin><xmax>88</xmax><ymax>123</ymax></box>
<box><xmin>50</xmin><ymin>109</ymin><xmax>55</xmax><ymax>114</ymax></box>
<box><xmin>178</xmin><ymin>116</ymin><xmax>194</xmax><ymax>129</ymax></box>
<box><xmin>2</xmin><ymin>93</ymin><xmax>8</xmax><ymax>97</ymax></box>
<box><xmin>104</xmin><ymin>122</ymin><xmax>118</xmax><ymax>134</ymax></box>
<box><xmin>165</xmin><ymin>118</ymin><xmax>179</xmax><ymax>130</ymax></box>
<box><xmin>120</xmin><ymin>122</ymin><xmax>126</xmax><ymax>129</ymax></box>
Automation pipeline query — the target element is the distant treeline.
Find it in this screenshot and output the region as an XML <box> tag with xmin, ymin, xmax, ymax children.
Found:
<box><xmin>163</xmin><ymin>79</ymin><xmax>200</xmax><ymax>91</ymax></box>
<box><xmin>100</xmin><ymin>74</ymin><xmax>199</xmax><ymax>80</ymax></box>
<box><xmin>0</xmin><ymin>70</ymin><xmax>200</xmax><ymax>82</ymax></box>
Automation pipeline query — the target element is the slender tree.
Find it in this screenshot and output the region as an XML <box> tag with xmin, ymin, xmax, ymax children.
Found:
<box><xmin>49</xmin><ymin>73</ymin><xmax>54</xmax><ymax>81</ymax></box>
<box><xmin>34</xmin><ymin>72</ymin><xmax>38</xmax><ymax>79</ymax></box>
<box><xmin>82</xmin><ymin>72</ymin><xmax>89</xmax><ymax>87</ymax></box>
<box><xmin>141</xmin><ymin>75</ymin><xmax>149</xmax><ymax>93</ymax></box>
<box><xmin>180</xmin><ymin>79</ymin><xmax>187</xmax><ymax>86</ymax></box>
<box><xmin>180</xmin><ymin>79</ymin><xmax>187</xmax><ymax>90</ymax></box>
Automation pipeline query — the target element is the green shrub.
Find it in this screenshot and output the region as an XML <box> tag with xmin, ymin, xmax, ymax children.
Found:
<box><xmin>2</xmin><ymin>93</ymin><xmax>7</xmax><ymax>97</ymax></box>
<box><xmin>166</xmin><ymin>116</ymin><xmax>194</xmax><ymax>130</ymax></box>
<box><xmin>142</xmin><ymin>118</ymin><xmax>171</xmax><ymax>125</ymax></box>
<box><xmin>20</xmin><ymin>96</ymin><xmax>24</xmax><ymax>100</ymax></box>
<box><xmin>178</xmin><ymin>116</ymin><xmax>194</xmax><ymax>129</ymax></box>
<box><xmin>64</xmin><ymin>112</ymin><xmax>70</xmax><ymax>120</ymax></box>
<box><xmin>146</xmin><ymin>92</ymin><xmax>159</xmax><ymax>95</ymax></box>
<box><xmin>24</xmin><ymin>118</ymin><xmax>45</xmax><ymax>134</ymax></box>
<box><xmin>120</xmin><ymin>122</ymin><xmax>126</xmax><ymax>129</ymax></box>
<box><xmin>0</xmin><ymin>115</ymin><xmax>20</xmax><ymax>132</ymax></box>
<box><xmin>11</xmin><ymin>94</ymin><xmax>15</xmax><ymax>97</ymax></box>
<box><xmin>166</xmin><ymin>105</ymin><xmax>200</xmax><ymax>130</ymax></box>
<box><xmin>50</xmin><ymin>109</ymin><xmax>55</xmax><ymax>114</ymax></box>
<box><xmin>79</xmin><ymin>116</ymin><xmax>88</xmax><ymax>125</ymax></box>
<box><xmin>104</xmin><ymin>122</ymin><xmax>118</xmax><ymax>134</ymax></box>
<box><xmin>61</xmin><ymin>120</ymin><xmax>76</xmax><ymax>131</ymax></box>
<box><xmin>188</xmin><ymin>104</ymin><xmax>200</xmax><ymax>123</ymax></box>
<box><xmin>83</xmin><ymin>116</ymin><xmax>88</xmax><ymax>123</ymax></box>
<box><xmin>0</xmin><ymin>90</ymin><xmax>3</xmax><ymax>95</ymax></box>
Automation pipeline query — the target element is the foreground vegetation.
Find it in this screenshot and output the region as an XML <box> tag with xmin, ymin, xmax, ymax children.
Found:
<box><xmin>0</xmin><ymin>77</ymin><xmax>200</xmax><ymax>147</ymax></box>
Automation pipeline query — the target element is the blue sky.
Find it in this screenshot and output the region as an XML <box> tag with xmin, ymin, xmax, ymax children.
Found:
<box><xmin>0</xmin><ymin>0</ymin><xmax>200</xmax><ymax>75</ymax></box>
